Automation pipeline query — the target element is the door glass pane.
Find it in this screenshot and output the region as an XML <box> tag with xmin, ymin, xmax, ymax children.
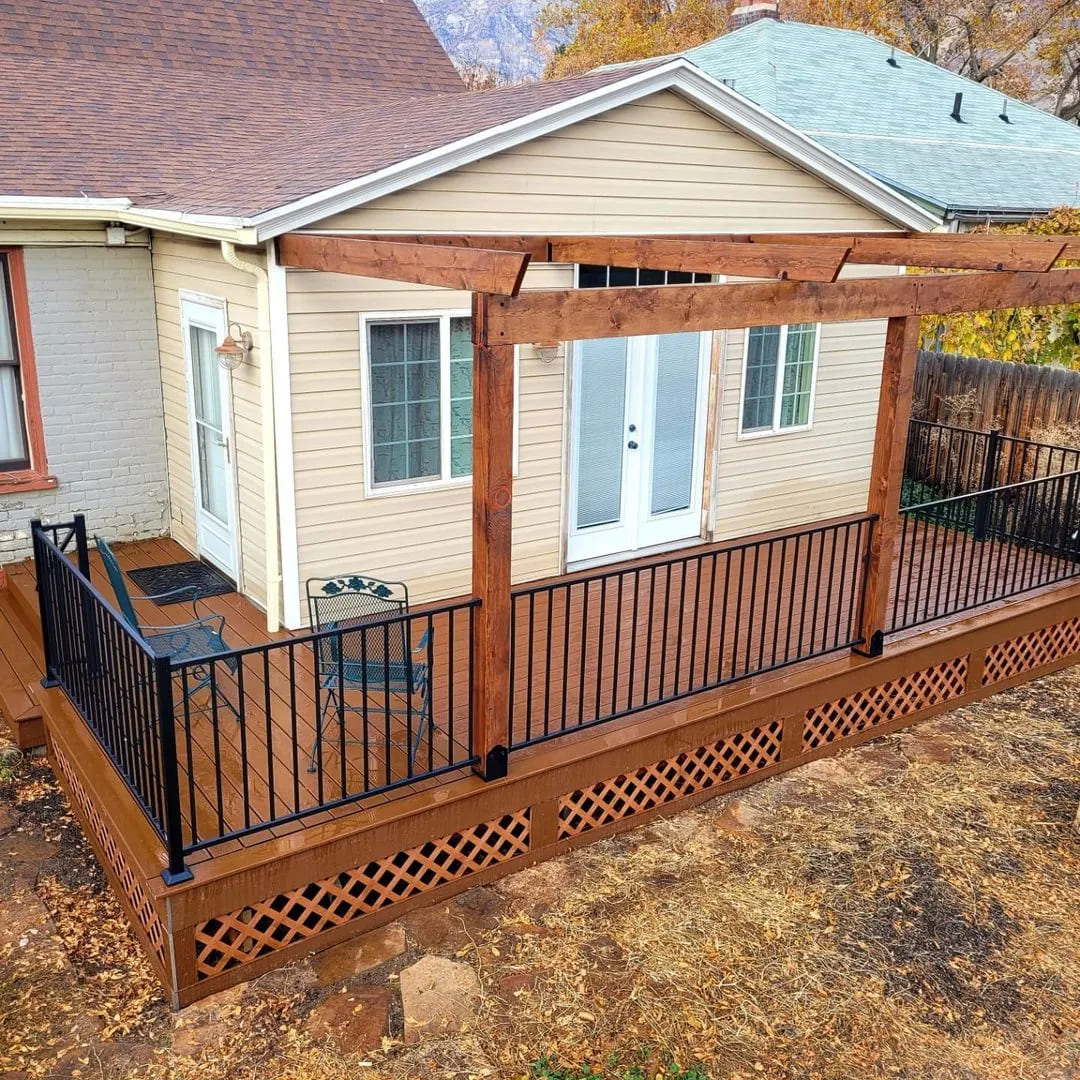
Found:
<box><xmin>196</xmin><ymin>424</ymin><xmax>229</xmax><ymax>520</ymax></box>
<box><xmin>779</xmin><ymin>323</ymin><xmax>817</xmax><ymax>428</ymax></box>
<box><xmin>742</xmin><ymin>325</ymin><xmax>781</xmax><ymax>432</ymax></box>
<box><xmin>190</xmin><ymin>326</ymin><xmax>222</xmax><ymax>429</ymax></box>
<box><xmin>575</xmin><ymin>337</ymin><xmax>628</xmax><ymax>530</ymax></box>
<box><xmin>650</xmin><ymin>333</ymin><xmax>700</xmax><ymax>516</ymax></box>
<box><xmin>369</xmin><ymin>320</ymin><xmax>441</xmax><ymax>484</ymax></box>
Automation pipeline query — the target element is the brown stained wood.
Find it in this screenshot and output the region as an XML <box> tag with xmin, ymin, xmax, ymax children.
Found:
<box><xmin>277</xmin><ymin>234</ymin><xmax>531</xmax><ymax>296</ymax></box>
<box><xmin>549</xmin><ymin>236</ymin><xmax>850</xmax><ymax>282</ymax></box>
<box><xmin>860</xmin><ymin>316</ymin><xmax>922</xmax><ymax>654</ymax></box>
<box><xmin>484</xmin><ymin>268</ymin><xmax>1080</xmax><ymax>344</ymax></box>
<box><xmin>745</xmin><ymin>233</ymin><xmax>1067</xmax><ymax>271</ymax></box>
<box><xmin>330</xmin><ymin>234</ymin><xmax>552</xmax><ymax>263</ymax></box>
<box><xmin>471</xmin><ymin>293</ymin><xmax>515</xmax><ymax>776</ymax></box>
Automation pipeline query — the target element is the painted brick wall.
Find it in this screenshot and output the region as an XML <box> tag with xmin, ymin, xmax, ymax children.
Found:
<box><xmin>0</xmin><ymin>245</ymin><xmax>170</xmax><ymax>562</ymax></box>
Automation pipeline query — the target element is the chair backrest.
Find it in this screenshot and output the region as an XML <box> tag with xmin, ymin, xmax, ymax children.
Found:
<box><xmin>94</xmin><ymin>535</ymin><xmax>141</xmax><ymax>632</ymax></box>
<box><xmin>306</xmin><ymin>574</ymin><xmax>410</xmax><ymax>671</ymax></box>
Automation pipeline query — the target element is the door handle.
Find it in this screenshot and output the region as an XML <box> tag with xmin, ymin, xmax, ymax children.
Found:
<box><xmin>627</xmin><ymin>440</ymin><xmax>639</xmax><ymax>450</ymax></box>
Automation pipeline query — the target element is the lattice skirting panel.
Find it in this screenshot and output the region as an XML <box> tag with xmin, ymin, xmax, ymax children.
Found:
<box><xmin>802</xmin><ymin>657</ymin><xmax>969</xmax><ymax>752</ymax></box>
<box><xmin>49</xmin><ymin>738</ymin><xmax>168</xmax><ymax>971</ymax></box>
<box><xmin>559</xmin><ymin>721</ymin><xmax>783</xmax><ymax>840</ymax></box>
<box><xmin>194</xmin><ymin>808</ymin><xmax>531</xmax><ymax>978</ymax></box>
<box><xmin>982</xmin><ymin>616</ymin><xmax>1080</xmax><ymax>685</ymax></box>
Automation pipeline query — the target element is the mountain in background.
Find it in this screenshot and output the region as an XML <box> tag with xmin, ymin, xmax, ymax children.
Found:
<box><xmin>416</xmin><ymin>0</ymin><xmax>549</xmax><ymax>82</ymax></box>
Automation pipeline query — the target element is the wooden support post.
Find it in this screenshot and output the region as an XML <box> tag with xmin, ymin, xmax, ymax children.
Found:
<box><xmin>470</xmin><ymin>292</ymin><xmax>513</xmax><ymax>780</ymax></box>
<box><xmin>857</xmin><ymin>315</ymin><xmax>922</xmax><ymax>657</ymax></box>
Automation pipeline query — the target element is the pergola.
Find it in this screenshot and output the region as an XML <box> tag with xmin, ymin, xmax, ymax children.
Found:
<box><xmin>277</xmin><ymin>229</ymin><xmax>1080</xmax><ymax>780</ymax></box>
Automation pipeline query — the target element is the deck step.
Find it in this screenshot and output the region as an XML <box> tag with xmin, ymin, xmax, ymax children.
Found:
<box><xmin>0</xmin><ymin>583</ymin><xmax>44</xmax><ymax>749</ymax></box>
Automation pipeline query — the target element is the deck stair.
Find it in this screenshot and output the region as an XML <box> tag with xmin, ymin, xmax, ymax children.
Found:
<box><xmin>0</xmin><ymin>562</ymin><xmax>45</xmax><ymax>748</ymax></box>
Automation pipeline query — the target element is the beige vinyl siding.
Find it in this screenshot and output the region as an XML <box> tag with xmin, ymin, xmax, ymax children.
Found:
<box><xmin>287</xmin><ymin>264</ymin><xmax>571</xmax><ymax>608</ymax></box>
<box><xmin>150</xmin><ymin>233</ymin><xmax>268</xmax><ymax>608</ymax></box>
<box><xmin>710</xmin><ymin>265</ymin><xmax>902</xmax><ymax>539</ymax></box>
<box><xmin>318</xmin><ymin>90</ymin><xmax>891</xmax><ymax>234</ymax></box>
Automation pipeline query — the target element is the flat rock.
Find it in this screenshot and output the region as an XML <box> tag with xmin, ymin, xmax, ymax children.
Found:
<box><xmin>0</xmin><ymin>831</ymin><xmax>60</xmax><ymax>883</ymax></box>
<box><xmin>399</xmin><ymin>954</ymin><xmax>480</xmax><ymax>1044</ymax></box>
<box><xmin>314</xmin><ymin>923</ymin><xmax>406</xmax><ymax>986</ymax></box>
<box><xmin>0</xmin><ymin>803</ymin><xmax>17</xmax><ymax>837</ymax></box>
<box><xmin>171</xmin><ymin>982</ymin><xmax>246</xmax><ymax>1059</ymax></box>
<box><xmin>306</xmin><ymin>985</ymin><xmax>392</xmax><ymax>1051</ymax></box>
<box><xmin>897</xmin><ymin>733</ymin><xmax>956</xmax><ymax>765</ymax></box>
<box><xmin>494</xmin><ymin>860</ymin><xmax>574</xmax><ymax>920</ymax></box>
<box><xmin>796</xmin><ymin>757</ymin><xmax>861</xmax><ymax>787</ymax></box>
<box><xmin>497</xmin><ymin>970</ymin><xmax>539</xmax><ymax>996</ymax></box>
<box><xmin>0</xmin><ymin>886</ymin><xmax>68</xmax><ymax>971</ymax></box>
<box><xmin>714</xmin><ymin>797</ymin><xmax>772</xmax><ymax>836</ymax></box>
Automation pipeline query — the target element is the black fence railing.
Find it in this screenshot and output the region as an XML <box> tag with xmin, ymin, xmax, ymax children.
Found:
<box><xmin>904</xmin><ymin>420</ymin><xmax>1080</xmax><ymax>507</ymax></box>
<box><xmin>171</xmin><ymin>600</ymin><xmax>478</xmax><ymax>854</ymax></box>
<box><xmin>30</xmin><ymin>517</ymin><xmax>478</xmax><ymax>875</ymax></box>
<box><xmin>31</xmin><ymin>517</ymin><xmax>189</xmax><ymax>881</ymax></box>
<box><xmin>891</xmin><ymin>468</ymin><xmax>1080</xmax><ymax>632</ymax></box>
<box><xmin>508</xmin><ymin>515</ymin><xmax>875</xmax><ymax>750</ymax></box>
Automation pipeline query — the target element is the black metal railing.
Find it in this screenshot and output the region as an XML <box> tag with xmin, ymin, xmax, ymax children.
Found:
<box><xmin>171</xmin><ymin>600</ymin><xmax>478</xmax><ymax>854</ymax></box>
<box><xmin>31</xmin><ymin>517</ymin><xmax>189</xmax><ymax>881</ymax></box>
<box><xmin>904</xmin><ymin>420</ymin><xmax>1080</xmax><ymax>506</ymax></box>
<box><xmin>891</xmin><ymin>468</ymin><xmax>1080</xmax><ymax>632</ymax></box>
<box><xmin>509</xmin><ymin>515</ymin><xmax>875</xmax><ymax>750</ymax></box>
<box><xmin>30</xmin><ymin>517</ymin><xmax>478</xmax><ymax>875</ymax></box>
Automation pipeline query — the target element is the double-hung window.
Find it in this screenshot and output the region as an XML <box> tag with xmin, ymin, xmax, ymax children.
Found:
<box><xmin>363</xmin><ymin>312</ymin><xmax>475</xmax><ymax>490</ymax></box>
<box><xmin>739</xmin><ymin>322</ymin><xmax>820</xmax><ymax>437</ymax></box>
<box><xmin>0</xmin><ymin>252</ymin><xmax>34</xmax><ymax>473</ymax></box>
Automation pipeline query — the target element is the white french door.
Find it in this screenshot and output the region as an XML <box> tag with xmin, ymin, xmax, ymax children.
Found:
<box><xmin>568</xmin><ymin>332</ymin><xmax>711</xmax><ymax>565</ymax></box>
<box><xmin>180</xmin><ymin>297</ymin><xmax>239</xmax><ymax>580</ymax></box>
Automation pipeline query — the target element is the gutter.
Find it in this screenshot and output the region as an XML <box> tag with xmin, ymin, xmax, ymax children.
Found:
<box><xmin>220</xmin><ymin>241</ymin><xmax>283</xmax><ymax>633</ymax></box>
<box><xmin>0</xmin><ymin>196</ymin><xmax>257</xmax><ymax>245</ymax></box>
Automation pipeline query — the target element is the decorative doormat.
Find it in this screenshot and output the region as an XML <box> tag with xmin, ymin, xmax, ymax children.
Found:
<box><xmin>127</xmin><ymin>561</ymin><xmax>235</xmax><ymax>606</ymax></box>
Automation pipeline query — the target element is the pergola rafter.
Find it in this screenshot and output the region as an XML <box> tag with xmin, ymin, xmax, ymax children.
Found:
<box><xmin>272</xmin><ymin>229</ymin><xmax>1080</xmax><ymax>781</ymax></box>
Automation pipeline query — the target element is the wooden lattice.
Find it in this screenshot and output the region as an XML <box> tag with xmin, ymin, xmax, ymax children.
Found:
<box><xmin>194</xmin><ymin>808</ymin><xmax>530</xmax><ymax>978</ymax></box>
<box><xmin>50</xmin><ymin>739</ymin><xmax>167</xmax><ymax>969</ymax></box>
<box><xmin>558</xmin><ymin>721</ymin><xmax>782</xmax><ymax>840</ymax></box>
<box><xmin>982</xmin><ymin>616</ymin><xmax>1080</xmax><ymax>685</ymax></box>
<box><xmin>802</xmin><ymin>657</ymin><xmax>968</xmax><ymax>752</ymax></box>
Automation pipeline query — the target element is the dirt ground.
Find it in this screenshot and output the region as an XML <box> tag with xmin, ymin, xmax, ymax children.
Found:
<box><xmin>1</xmin><ymin>662</ymin><xmax>1079</xmax><ymax>1080</ymax></box>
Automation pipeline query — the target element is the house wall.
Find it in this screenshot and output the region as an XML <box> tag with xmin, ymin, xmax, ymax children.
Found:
<box><xmin>282</xmin><ymin>89</ymin><xmax>901</xmax><ymax>618</ymax></box>
<box><xmin>150</xmin><ymin>234</ymin><xmax>269</xmax><ymax>609</ymax></box>
<box><xmin>0</xmin><ymin>243</ymin><xmax>169</xmax><ymax>562</ymax></box>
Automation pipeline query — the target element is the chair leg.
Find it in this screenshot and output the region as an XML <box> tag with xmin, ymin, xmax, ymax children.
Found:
<box><xmin>307</xmin><ymin>687</ymin><xmax>335</xmax><ymax>773</ymax></box>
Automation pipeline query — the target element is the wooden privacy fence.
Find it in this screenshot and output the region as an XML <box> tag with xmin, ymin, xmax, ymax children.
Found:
<box><xmin>914</xmin><ymin>350</ymin><xmax>1080</xmax><ymax>436</ymax></box>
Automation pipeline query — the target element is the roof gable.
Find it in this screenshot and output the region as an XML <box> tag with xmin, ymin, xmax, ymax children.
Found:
<box><xmin>686</xmin><ymin>20</ymin><xmax>1080</xmax><ymax>214</ymax></box>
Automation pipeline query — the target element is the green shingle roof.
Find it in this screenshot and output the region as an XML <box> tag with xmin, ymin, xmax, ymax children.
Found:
<box><xmin>684</xmin><ymin>20</ymin><xmax>1080</xmax><ymax>218</ymax></box>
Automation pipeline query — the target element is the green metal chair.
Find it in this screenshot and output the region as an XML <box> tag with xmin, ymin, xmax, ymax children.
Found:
<box><xmin>95</xmin><ymin>536</ymin><xmax>238</xmax><ymax>712</ymax></box>
<box><xmin>306</xmin><ymin>574</ymin><xmax>432</xmax><ymax>774</ymax></box>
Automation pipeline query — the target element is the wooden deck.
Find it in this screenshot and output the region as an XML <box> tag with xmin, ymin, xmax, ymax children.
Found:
<box><xmin>2</xmin><ymin>520</ymin><xmax>1077</xmax><ymax>867</ymax></box>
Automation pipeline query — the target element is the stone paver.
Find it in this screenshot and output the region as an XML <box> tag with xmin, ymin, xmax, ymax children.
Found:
<box><xmin>313</xmin><ymin>923</ymin><xmax>406</xmax><ymax>986</ymax></box>
<box><xmin>306</xmin><ymin>985</ymin><xmax>393</xmax><ymax>1051</ymax></box>
<box><xmin>398</xmin><ymin>955</ymin><xmax>480</xmax><ymax>1044</ymax></box>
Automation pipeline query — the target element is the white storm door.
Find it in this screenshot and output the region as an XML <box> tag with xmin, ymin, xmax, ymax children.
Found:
<box><xmin>567</xmin><ymin>336</ymin><xmax>637</xmax><ymax>563</ymax></box>
<box><xmin>636</xmin><ymin>331</ymin><xmax>711</xmax><ymax>549</ymax></box>
<box><xmin>180</xmin><ymin>298</ymin><xmax>238</xmax><ymax>579</ymax></box>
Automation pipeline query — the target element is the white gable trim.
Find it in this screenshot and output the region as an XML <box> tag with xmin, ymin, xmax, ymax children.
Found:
<box><xmin>251</xmin><ymin>59</ymin><xmax>941</xmax><ymax>239</ymax></box>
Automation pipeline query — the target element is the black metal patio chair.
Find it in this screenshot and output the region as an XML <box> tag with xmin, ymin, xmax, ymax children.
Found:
<box><xmin>95</xmin><ymin>536</ymin><xmax>238</xmax><ymax>714</ymax></box>
<box><xmin>306</xmin><ymin>573</ymin><xmax>432</xmax><ymax>774</ymax></box>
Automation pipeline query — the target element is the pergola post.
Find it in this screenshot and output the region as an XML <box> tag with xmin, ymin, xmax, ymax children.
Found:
<box><xmin>470</xmin><ymin>292</ymin><xmax>513</xmax><ymax>780</ymax></box>
<box><xmin>857</xmin><ymin>314</ymin><xmax>922</xmax><ymax>656</ymax></box>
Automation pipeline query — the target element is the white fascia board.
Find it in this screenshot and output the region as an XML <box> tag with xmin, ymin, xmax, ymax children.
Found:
<box><xmin>0</xmin><ymin>196</ymin><xmax>257</xmax><ymax>244</ymax></box>
<box><xmin>251</xmin><ymin>57</ymin><xmax>940</xmax><ymax>239</ymax></box>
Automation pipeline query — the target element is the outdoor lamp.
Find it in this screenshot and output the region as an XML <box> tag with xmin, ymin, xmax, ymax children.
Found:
<box><xmin>534</xmin><ymin>341</ymin><xmax>560</xmax><ymax>364</ymax></box>
<box><xmin>215</xmin><ymin>323</ymin><xmax>254</xmax><ymax>370</ymax></box>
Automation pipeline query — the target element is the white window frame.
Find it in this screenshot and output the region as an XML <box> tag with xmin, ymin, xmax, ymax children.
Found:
<box><xmin>736</xmin><ymin>322</ymin><xmax>822</xmax><ymax>440</ymax></box>
<box><xmin>359</xmin><ymin>310</ymin><xmax>519</xmax><ymax>497</ymax></box>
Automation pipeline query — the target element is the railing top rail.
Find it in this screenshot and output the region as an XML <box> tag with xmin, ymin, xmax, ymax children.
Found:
<box><xmin>910</xmin><ymin>417</ymin><xmax>1080</xmax><ymax>457</ymax></box>
<box><xmin>171</xmin><ymin>593</ymin><xmax>480</xmax><ymax>669</ymax></box>
<box><xmin>901</xmin><ymin>465</ymin><xmax>1080</xmax><ymax>514</ymax></box>
<box><xmin>512</xmin><ymin>512</ymin><xmax>878</xmax><ymax>598</ymax></box>
<box><xmin>32</xmin><ymin>525</ymin><xmax>158</xmax><ymax>664</ymax></box>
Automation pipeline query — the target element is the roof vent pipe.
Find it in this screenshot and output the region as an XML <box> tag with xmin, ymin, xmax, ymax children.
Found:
<box><xmin>999</xmin><ymin>96</ymin><xmax>1011</xmax><ymax>122</ymax></box>
<box><xmin>887</xmin><ymin>46</ymin><xmax>899</xmax><ymax>67</ymax></box>
<box><xmin>951</xmin><ymin>91</ymin><xmax>964</xmax><ymax>121</ymax></box>
<box><xmin>730</xmin><ymin>1</ymin><xmax>779</xmax><ymax>31</ymax></box>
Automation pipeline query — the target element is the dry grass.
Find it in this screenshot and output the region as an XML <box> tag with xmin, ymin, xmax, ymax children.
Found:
<box><xmin>2</xmin><ymin>664</ymin><xmax>1079</xmax><ymax>1079</ymax></box>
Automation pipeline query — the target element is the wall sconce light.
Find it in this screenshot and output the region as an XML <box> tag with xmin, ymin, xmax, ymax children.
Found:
<box><xmin>215</xmin><ymin>323</ymin><xmax>254</xmax><ymax>370</ymax></box>
<box><xmin>534</xmin><ymin>341</ymin><xmax>560</xmax><ymax>364</ymax></box>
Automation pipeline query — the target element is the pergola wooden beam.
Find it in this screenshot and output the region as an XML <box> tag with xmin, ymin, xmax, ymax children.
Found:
<box><xmin>549</xmin><ymin>236</ymin><xmax>850</xmax><ymax>282</ymax></box>
<box><xmin>743</xmin><ymin>233</ymin><xmax>1066</xmax><ymax>271</ymax></box>
<box><xmin>745</xmin><ymin>230</ymin><xmax>1080</xmax><ymax>261</ymax></box>
<box><xmin>483</xmin><ymin>267</ymin><xmax>1080</xmax><ymax>344</ymax></box>
<box><xmin>327</xmin><ymin>234</ymin><xmax>553</xmax><ymax>263</ymax></box>
<box><xmin>276</xmin><ymin>234</ymin><xmax>532</xmax><ymax>296</ymax></box>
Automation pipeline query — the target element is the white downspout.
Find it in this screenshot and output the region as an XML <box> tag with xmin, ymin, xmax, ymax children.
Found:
<box><xmin>220</xmin><ymin>241</ymin><xmax>282</xmax><ymax>632</ymax></box>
